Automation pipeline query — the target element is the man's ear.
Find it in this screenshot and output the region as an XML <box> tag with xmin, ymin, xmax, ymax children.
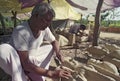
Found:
<box><xmin>35</xmin><ymin>14</ymin><xmax>39</xmax><ymax>18</ymax></box>
<box><xmin>32</xmin><ymin>14</ymin><xmax>39</xmax><ymax>18</ymax></box>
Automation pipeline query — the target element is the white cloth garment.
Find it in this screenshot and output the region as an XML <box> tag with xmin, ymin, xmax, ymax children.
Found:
<box><xmin>0</xmin><ymin>44</ymin><xmax>27</xmax><ymax>81</ymax></box>
<box><xmin>9</xmin><ymin>22</ymin><xmax>55</xmax><ymax>51</ymax></box>
<box><xmin>28</xmin><ymin>44</ymin><xmax>54</xmax><ymax>81</ymax></box>
<box><xmin>0</xmin><ymin>21</ymin><xmax>56</xmax><ymax>81</ymax></box>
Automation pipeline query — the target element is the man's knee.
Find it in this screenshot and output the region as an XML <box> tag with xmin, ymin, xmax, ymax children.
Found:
<box><xmin>0</xmin><ymin>44</ymin><xmax>16</xmax><ymax>60</ymax></box>
<box><xmin>0</xmin><ymin>44</ymin><xmax>14</xmax><ymax>51</ymax></box>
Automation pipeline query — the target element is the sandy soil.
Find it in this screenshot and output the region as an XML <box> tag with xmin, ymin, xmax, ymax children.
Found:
<box><xmin>100</xmin><ymin>32</ymin><xmax>120</xmax><ymax>40</ymax></box>
<box><xmin>0</xmin><ymin>32</ymin><xmax>120</xmax><ymax>81</ymax></box>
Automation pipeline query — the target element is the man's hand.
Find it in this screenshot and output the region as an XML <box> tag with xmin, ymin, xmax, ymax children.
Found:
<box><xmin>47</xmin><ymin>69</ymin><xmax>72</xmax><ymax>79</ymax></box>
<box><xmin>56</xmin><ymin>52</ymin><xmax>64</xmax><ymax>63</ymax></box>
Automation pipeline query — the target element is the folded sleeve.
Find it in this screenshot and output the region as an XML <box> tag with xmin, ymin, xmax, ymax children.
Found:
<box><xmin>44</xmin><ymin>27</ymin><xmax>55</xmax><ymax>43</ymax></box>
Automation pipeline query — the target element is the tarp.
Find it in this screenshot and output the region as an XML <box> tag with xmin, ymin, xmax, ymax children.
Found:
<box><xmin>19</xmin><ymin>0</ymin><xmax>120</xmax><ymax>12</ymax></box>
<box><xmin>50</xmin><ymin>0</ymin><xmax>81</xmax><ymax>20</ymax></box>
<box><xmin>1</xmin><ymin>0</ymin><xmax>120</xmax><ymax>19</ymax></box>
<box><xmin>19</xmin><ymin>0</ymin><xmax>120</xmax><ymax>14</ymax></box>
<box><xmin>67</xmin><ymin>0</ymin><xmax>120</xmax><ymax>15</ymax></box>
<box><xmin>19</xmin><ymin>0</ymin><xmax>43</xmax><ymax>9</ymax></box>
<box><xmin>0</xmin><ymin>0</ymin><xmax>33</xmax><ymax>13</ymax></box>
<box><xmin>0</xmin><ymin>0</ymin><xmax>81</xmax><ymax>20</ymax></box>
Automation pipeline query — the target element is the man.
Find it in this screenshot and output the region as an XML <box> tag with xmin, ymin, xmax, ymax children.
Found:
<box><xmin>69</xmin><ymin>24</ymin><xmax>88</xmax><ymax>42</ymax></box>
<box><xmin>69</xmin><ymin>24</ymin><xmax>87</xmax><ymax>35</ymax></box>
<box><xmin>0</xmin><ymin>2</ymin><xmax>71</xmax><ymax>81</ymax></box>
<box><xmin>69</xmin><ymin>24</ymin><xmax>81</xmax><ymax>34</ymax></box>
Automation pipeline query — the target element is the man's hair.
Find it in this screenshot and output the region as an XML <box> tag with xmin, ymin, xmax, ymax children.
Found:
<box><xmin>31</xmin><ymin>2</ymin><xmax>55</xmax><ymax>17</ymax></box>
<box><xmin>80</xmin><ymin>24</ymin><xmax>86</xmax><ymax>30</ymax></box>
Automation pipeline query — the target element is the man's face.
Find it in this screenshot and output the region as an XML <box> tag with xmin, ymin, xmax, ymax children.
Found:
<box><xmin>35</xmin><ymin>12</ymin><xmax>53</xmax><ymax>30</ymax></box>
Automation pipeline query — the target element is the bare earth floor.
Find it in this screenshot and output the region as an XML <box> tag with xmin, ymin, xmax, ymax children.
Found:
<box><xmin>0</xmin><ymin>32</ymin><xmax>120</xmax><ymax>81</ymax></box>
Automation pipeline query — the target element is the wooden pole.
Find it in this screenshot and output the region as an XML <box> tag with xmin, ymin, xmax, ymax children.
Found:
<box><xmin>11</xmin><ymin>11</ymin><xmax>17</xmax><ymax>28</ymax></box>
<box><xmin>0</xmin><ymin>13</ymin><xmax>6</xmax><ymax>35</ymax></box>
<box><xmin>92</xmin><ymin>0</ymin><xmax>103</xmax><ymax>46</ymax></box>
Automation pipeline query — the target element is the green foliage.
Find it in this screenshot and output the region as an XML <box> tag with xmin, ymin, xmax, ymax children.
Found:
<box><xmin>80</xmin><ymin>18</ymin><xmax>88</xmax><ymax>25</ymax></box>
<box><xmin>101</xmin><ymin>12</ymin><xmax>110</xmax><ymax>21</ymax></box>
<box><xmin>0</xmin><ymin>17</ymin><xmax>23</xmax><ymax>29</ymax></box>
<box><xmin>74</xmin><ymin>18</ymin><xmax>88</xmax><ymax>25</ymax></box>
<box><xmin>101</xmin><ymin>20</ymin><xmax>120</xmax><ymax>27</ymax></box>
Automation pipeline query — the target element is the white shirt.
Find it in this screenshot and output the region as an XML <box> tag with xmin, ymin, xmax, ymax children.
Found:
<box><xmin>9</xmin><ymin>21</ymin><xmax>55</xmax><ymax>51</ymax></box>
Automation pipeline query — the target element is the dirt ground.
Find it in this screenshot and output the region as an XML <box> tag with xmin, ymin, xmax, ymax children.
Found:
<box><xmin>0</xmin><ymin>32</ymin><xmax>120</xmax><ymax>81</ymax></box>
<box><xmin>100</xmin><ymin>32</ymin><xmax>120</xmax><ymax>40</ymax></box>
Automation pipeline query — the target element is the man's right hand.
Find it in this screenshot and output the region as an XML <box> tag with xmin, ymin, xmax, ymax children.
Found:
<box><xmin>47</xmin><ymin>69</ymin><xmax>72</xmax><ymax>79</ymax></box>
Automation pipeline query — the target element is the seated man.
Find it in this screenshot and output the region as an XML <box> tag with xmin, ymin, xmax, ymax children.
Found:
<box><xmin>0</xmin><ymin>2</ymin><xmax>71</xmax><ymax>81</ymax></box>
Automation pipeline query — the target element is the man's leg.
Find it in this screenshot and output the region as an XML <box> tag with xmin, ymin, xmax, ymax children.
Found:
<box><xmin>0</xmin><ymin>44</ymin><xmax>27</xmax><ymax>81</ymax></box>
